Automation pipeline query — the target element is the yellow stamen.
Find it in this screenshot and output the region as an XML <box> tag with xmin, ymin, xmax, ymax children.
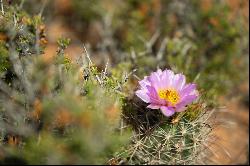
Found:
<box><xmin>158</xmin><ymin>89</ymin><xmax>180</xmax><ymax>105</ymax></box>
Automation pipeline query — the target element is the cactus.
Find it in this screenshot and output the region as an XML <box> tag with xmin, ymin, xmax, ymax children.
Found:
<box><xmin>108</xmin><ymin>75</ymin><xmax>215</xmax><ymax>165</ymax></box>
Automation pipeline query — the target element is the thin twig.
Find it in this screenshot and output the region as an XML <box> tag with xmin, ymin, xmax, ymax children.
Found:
<box><xmin>19</xmin><ymin>0</ymin><xmax>25</xmax><ymax>9</ymax></box>
<box><xmin>35</xmin><ymin>26</ymin><xmax>40</xmax><ymax>55</ymax></box>
<box><xmin>130</xmin><ymin>47</ymin><xmax>137</xmax><ymax>61</ymax></box>
<box><xmin>156</xmin><ymin>37</ymin><xmax>168</xmax><ymax>61</ymax></box>
<box><xmin>13</xmin><ymin>12</ymin><xmax>17</xmax><ymax>27</ymax></box>
<box><xmin>1</xmin><ymin>0</ymin><xmax>4</xmax><ymax>15</ymax></box>
<box><xmin>148</xmin><ymin>30</ymin><xmax>160</xmax><ymax>49</ymax></box>
<box><xmin>102</xmin><ymin>59</ymin><xmax>109</xmax><ymax>79</ymax></box>
<box><xmin>83</xmin><ymin>44</ymin><xmax>93</xmax><ymax>66</ymax></box>
<box><xmin>133</xmin><ymin>74</ymin><xmax>141</xmax><ymax>80</ymax></box>
<box><xmin>9</xmin><ymin>45</ymin><xmax>35</xmax><ymax>103</ymax></box>
<box><xmin>38</xmin><ymin>0</ymin><xmax>48</xmax><ymax>17</ymax></box>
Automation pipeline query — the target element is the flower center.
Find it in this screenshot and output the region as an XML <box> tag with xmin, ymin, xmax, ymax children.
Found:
<box><xmin>158</xmin><ymin>89</ymin><xmax>180</xmax><ymax>105</ymax></box>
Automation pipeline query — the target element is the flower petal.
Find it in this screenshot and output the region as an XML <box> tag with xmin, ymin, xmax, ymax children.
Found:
<box><xmin>176</xmin><ymin>95</ymin><xmax>198</xmax><ymax>108</ymax></box>
<box><xmin>136</xmin><ymin>68</ymin><xmax>199</xmax><ymax>118</ymax></box>
<box><xmin>180</xmin><ymin>83</ymin><xmax>197</xmax><ymax>97</ymax></box>
<box><xmin>173</xmin><ymin>74</ymin><xmax>186</xmax><ymax>91</ymax></box>
<box><xmin>156</xmin><ymin>68</ymin><xmax>163</xmax><ymax>75</ymax></box>
<box><xmin>135</xmin><ymin>90</ymin><xmax>150</xmax><ymax>103</ymax></box>
<box><xmin>146</xmin><ymin>85</ymin><xmax>166</xmax><ymax>105</ymax></box>
<box><xmin>148</xmin><ymin>72</ymin><xmax>162</xmax><ymax>90</ymax></box>
<box><xmin>160</xmin><ymin>106</ymin><xmax>175</xmax><ymax>117</ymax></box>
<box><xmin>147</xmin><ymin>104</ymin><xmax>161</xmax><ymax>109</ymax></box>
<box><xmin>138</xmin><ymin>76</ymin><xmax>151</xmax><ymax>90</ymax></box>
<box><xmin>161</xmin><ymin>69</ymin><xmax>174</xmax><ymax>89</ymax></box>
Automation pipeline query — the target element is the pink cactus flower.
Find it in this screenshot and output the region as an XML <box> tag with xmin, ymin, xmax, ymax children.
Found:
<box><xmin>135</xmin><ymin>69</ymin><xmax>199</xmax><ymax>117</ymax></box>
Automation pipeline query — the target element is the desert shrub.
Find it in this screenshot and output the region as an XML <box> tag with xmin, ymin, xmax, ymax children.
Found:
<box><xmin>0</xmin><ymin>42</ymin><xmax>131</xmax><ymax>164</ymax></box>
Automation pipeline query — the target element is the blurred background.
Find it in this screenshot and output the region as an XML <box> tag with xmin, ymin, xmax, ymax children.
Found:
<box><xmin>26</xmin><ymin>0</ymin><xmax>249</xmax><ymax>164</ymax></box>
<box><xmin>1</xmin><ymin>0</ymin><xmax>249</xmax><ymax>164</ymax></box>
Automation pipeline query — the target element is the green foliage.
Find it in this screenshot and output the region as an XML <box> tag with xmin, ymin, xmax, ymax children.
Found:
<box><xmin>57</xmin><ymin>37</ymin><xmax>71</xmax><ymax>51</ymax></box>
<box><xmin>0</xmin><ymin>53</ymin><xmax>131</xmax><ymax>164</ymax></box>
<box><xmin>0</xmin><ymin>6</ymin><xmax>130</xmax><ymax>163</ymax></box>
<box><xmin>71</xmin><ymin>0</ymin><xmax>101</xmax><ymax>22</ymax></box>
<box><xmin>0</xmin><ymin>4</ymin><xmax>46</xmax><ymax>83</ymax></box>
<box><xmin>0</xmin><ymin>41</ymin><xmax>9</xmax><ymax>73</ymax></box>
